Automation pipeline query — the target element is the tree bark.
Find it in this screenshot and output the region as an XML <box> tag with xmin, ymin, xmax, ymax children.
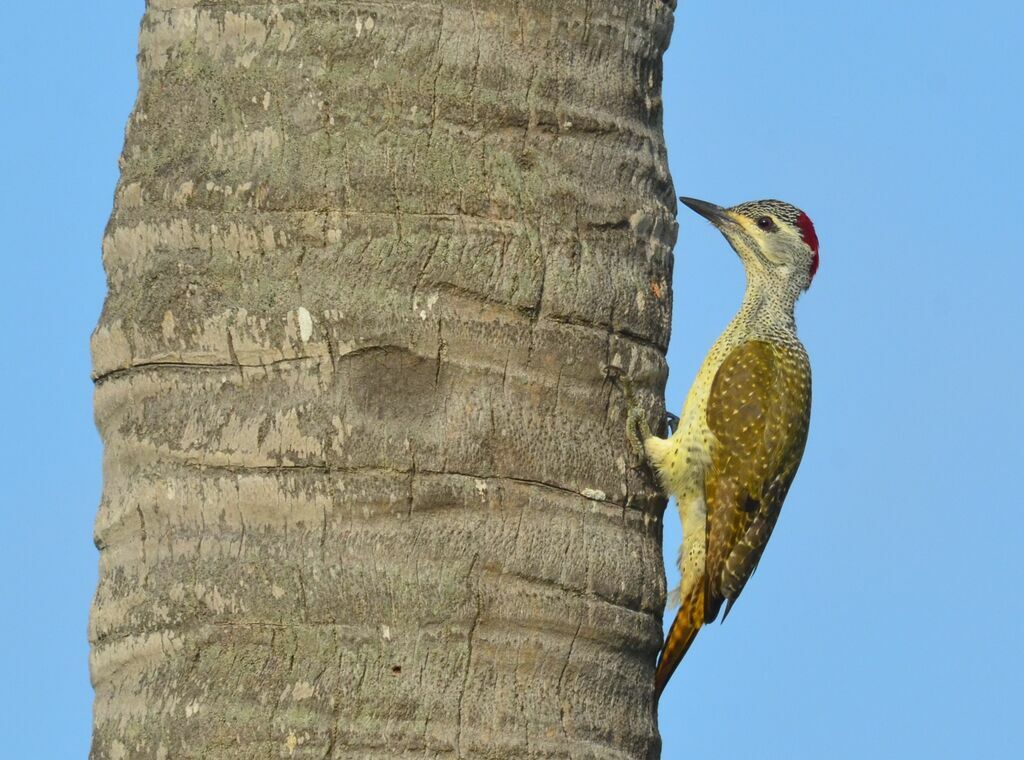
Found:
<box><xmin>90</xmin><ymin>1</ymin><xmax>676</xmax><ymax>758</ymax></box>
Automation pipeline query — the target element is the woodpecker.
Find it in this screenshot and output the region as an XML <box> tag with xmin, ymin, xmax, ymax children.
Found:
<box><xmin>628</xmin><ymin>196</ymin><xmax>818</xmax><ymax>698</ymax></box>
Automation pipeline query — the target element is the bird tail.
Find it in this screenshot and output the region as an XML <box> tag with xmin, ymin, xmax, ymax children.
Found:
<box><xmin>654</xmin><ymin>586</ymin><xmax>704</xmax><ymax>699</ymax></box>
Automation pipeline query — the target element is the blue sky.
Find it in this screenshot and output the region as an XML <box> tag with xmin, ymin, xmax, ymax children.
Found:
<box><xmin>2</xmin><ymin>2</ymin><xmax>1022</xmax><ymax>757</ymax></box>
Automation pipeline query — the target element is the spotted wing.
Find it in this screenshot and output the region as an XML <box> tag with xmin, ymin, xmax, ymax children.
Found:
<box><xmin>703</xmin><ymin>340</ymin><xmax>811</xmax><ymax>621</ymax></box>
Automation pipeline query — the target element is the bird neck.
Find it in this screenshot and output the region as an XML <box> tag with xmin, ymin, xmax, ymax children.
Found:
<box><xmin>730</xmin><ymin>271</ymin><xmax>799</xmax><ymax>340</ymax></box>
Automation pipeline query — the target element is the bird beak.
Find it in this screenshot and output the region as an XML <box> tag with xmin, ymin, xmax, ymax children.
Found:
<box><xmin>679</xmin><ymin>197</ymin><xmax>737</xmax><ymax>230</ymax></box>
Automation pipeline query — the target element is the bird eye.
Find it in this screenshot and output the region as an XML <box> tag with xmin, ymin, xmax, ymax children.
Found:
<box><xmin>756</xmin><ymin>216</ymin><xmax>777</xmax><ymax>232</ymax></box>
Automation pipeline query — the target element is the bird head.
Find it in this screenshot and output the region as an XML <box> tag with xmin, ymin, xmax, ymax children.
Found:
<box><xmin>680</xmin><ymin>196</ymin><xmax>819</xmax><ymax>291</ymax></box>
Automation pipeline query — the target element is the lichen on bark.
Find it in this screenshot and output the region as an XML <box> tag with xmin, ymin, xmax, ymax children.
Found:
<box><xmin>91</xmin><ymin>2</ymin><xmax>677</xmax><ymax>757</ymax></box>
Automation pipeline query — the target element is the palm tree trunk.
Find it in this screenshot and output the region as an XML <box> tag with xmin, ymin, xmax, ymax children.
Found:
<box><xmin>91</xmin><ymin>1</ymin><xmax>677</xmax><ymax>757</ymax></box>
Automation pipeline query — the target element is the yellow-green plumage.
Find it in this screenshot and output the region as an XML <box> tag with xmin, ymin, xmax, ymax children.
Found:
<box><xmin>705</xmin><ymin>340</ymin><xmax>810</xmax><ymax>618</ymax></box>
<box><xmin>649</xmin><ymin>339</ymin><xmax>810</xmax><ymax>696</ymax></box>
<box><xmin>640</xmin><ymin>196</ymin><xmax>818</xmax><ymax>698</ymax></box>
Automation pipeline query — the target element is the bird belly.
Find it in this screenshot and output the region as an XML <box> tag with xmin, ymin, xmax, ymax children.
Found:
<box><xmin>645</xmin><ymin>426</ymin><xmax>711</xmax><ymax>609</ymax></box>
<box><xmin>646</xmin><ymin>333</ymin><xmax>731</xmax><ymax>609</ymax></box>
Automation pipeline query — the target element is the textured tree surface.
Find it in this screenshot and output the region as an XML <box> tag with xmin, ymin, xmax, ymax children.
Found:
<box><xmin>91</xmin><ymin>1</ymin><xmax>677</xmax><ymax>757</ymax></box>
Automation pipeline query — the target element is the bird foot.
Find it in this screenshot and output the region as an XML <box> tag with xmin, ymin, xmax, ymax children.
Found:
<box><xmin>664</xmin><ymin>412</ymin><xmax>680</xmax><ymax>436</ymax></box>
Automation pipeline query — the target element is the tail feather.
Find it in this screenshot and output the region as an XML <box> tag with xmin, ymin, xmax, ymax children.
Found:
<box><xmin>654</xmin><ymin>587</ymin><xmax>704</xmax><ymax>699</ymax></box>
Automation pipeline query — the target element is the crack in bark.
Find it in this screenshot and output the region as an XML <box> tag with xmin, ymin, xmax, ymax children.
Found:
<box><xmin>297</xmin><ymin>567</ymin><xmax>309</xmax><ymax>622</ymax></box>
<box><xmin>94</xmin><ymin>305</ymin><xmax>664</xmax><ymax>390</ymax></box>
<box><xmin>92</xmin><ymin>345</ymin><xmax>404</xmax><ymax>385</ymax></box>
<box><xmin>94</xmin><ymin>354</ymin><xmax>323</xmax><ymax>384</ymax></box>
<box><xmin>557</xmin><ymin>612</ymin><xmax>585</xmax><ymax>742</ymax></box>
<box><xmin>434</xmin><ymin>317</ymin><xmax>447</xmax><ymax>386</ymax></box>
<box><xmin>135</xmin><ymin>505</ymin><xmax>149</xmax><ymax>583</ymax></box>
<box><xmin>146</xmin><ymin>456</ymin><xmax>629</xmax><ymax>512</ymax></box>
<box><xmin>428</xmin><ymin>5</ymin><xmax>445</xmax><ymax>145</ymax></box>
<box><xmin>455</xmin><ymin>552</ymin><xmax>481</xmax><ymax>758</ymax></box>
<box><xmin>232</xmin><ymin>485</ymin><xmax>246</xmax><ymax>565</ymax></box>
<box><xmin>411</xmin><ymin>235</ymin><xmax>442</xmax><ymax>307</ymax></box>
<box><xmin>558</xmin><ymin>491</ymin><xmax>590</xmax><ymax>744</ymax></box>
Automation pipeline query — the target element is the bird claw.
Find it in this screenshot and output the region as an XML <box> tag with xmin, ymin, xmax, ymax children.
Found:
<box><xmin>665</xmin><ymin>412</ymin><xmax>680</xmax><ymax>435</ymax></box>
